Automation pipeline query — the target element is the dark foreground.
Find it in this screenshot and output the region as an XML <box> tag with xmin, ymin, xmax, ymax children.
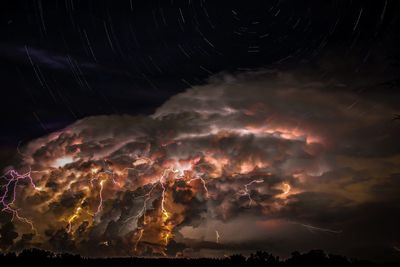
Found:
<box><xmin>1</xmin><ymin>249</ymin><xmax>399</xmax><ymax>267</ymax></box>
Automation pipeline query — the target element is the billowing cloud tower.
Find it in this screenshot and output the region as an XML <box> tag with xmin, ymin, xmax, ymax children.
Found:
<box><xmin>1</xmin><ymin>71</ymin><xmax>399</xmax><ymax>258</ymax></box>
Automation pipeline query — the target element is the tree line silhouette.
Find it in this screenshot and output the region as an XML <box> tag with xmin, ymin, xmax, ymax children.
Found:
<box><xmin>0</xmin><ymin>248</ymin><xmax>398</xmax><ymax>266</ymax></box>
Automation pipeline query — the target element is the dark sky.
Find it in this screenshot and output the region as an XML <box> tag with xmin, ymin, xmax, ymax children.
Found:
<box><xmin>1</xmin><ymin>0</ymin><xmax>399</xmax><ymax>148</ymax></box>
<box><xmin>1</xmin><ymin>0</ymin><xmax>400</xmax><ymax>262</ymax></box>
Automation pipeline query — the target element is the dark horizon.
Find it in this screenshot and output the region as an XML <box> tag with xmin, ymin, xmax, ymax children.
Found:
<box><xmin>1</xmin><ymin>247</ymin><xmax>399</xmax><ymax>265</ymax></box>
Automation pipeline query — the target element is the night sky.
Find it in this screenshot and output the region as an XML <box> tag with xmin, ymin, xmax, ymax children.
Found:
<box><xmin>1</xmin><ymin>0</ymin><xmax>400</xmax><ymax>262</ymax></box>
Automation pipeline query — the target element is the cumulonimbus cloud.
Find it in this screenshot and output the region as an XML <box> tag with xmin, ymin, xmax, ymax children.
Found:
<box><xmin>1</xmin><ymin>70</ymin><xmax>399</xmax><ymax>258</ymax></box>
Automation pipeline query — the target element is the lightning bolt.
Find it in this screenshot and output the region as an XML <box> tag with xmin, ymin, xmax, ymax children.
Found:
<box><xmin>126</xmin><ymin>167</ymin><xmax>177</xmax><ymax>251</ymax></box>
<box><xmin>67</xmin><ymin>207</ymin><xmax>82</xmax><ymax>233</ymax></box>
<box><xmin>67</xmin><ymin>198</ymin><xmax>87</xmax><ymax>234</ymax></box>
<box><xmin>95</xmin><ymin>179</ymin><xmax>105</xmax><ymax>215</ymax></box>
<box><xmin>134</xmin><ymin>228</ymin><xmax>144</xmax><ymax>251</ymax></box>
<box><xmin>123</xmin><ymin>181</ymin><xmax>159</xmax><ymax>226</ymax></box>
<box><xmin>0</xmin><ymin>168</ymin><xmax>37</xmax><ymax>231</ymax></box>
<box><xmin>293</xmin><ymin>222</ymin><xmax>342</xmax><ymax>234</ymax></box>
<box><xmin>188</xmin><ymin>177</ymin><xmax>209</xmax><ymax>198</ymax></box>
<box><xmin>91</xmin><ymin>162</ymin><xmax>121</xmax><ymax>216</ymax></box>
<box><xmin>160</xmin><ymin>171</ymin><xmax>170</xmax><ymax>221</ymax></box>
<box><xmin>215</xmin><ymin>230</ymin><xmax>220</xmax><ymax>244</ymax></box>
<box><xmin>237</xmin><ymin>179</ymin><xmax>264</xmax><ymax>207</ymax></box>
<box><xmin>130</xmin><ymin>165</ymin><xmax>206</xmax><ymax>250</ymax></box>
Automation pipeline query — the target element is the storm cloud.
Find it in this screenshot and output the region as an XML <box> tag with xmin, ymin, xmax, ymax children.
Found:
<box><xmin>1</xmin><ymin>70</ymin><xmax>399</xmax><ymax>261</ymax></box>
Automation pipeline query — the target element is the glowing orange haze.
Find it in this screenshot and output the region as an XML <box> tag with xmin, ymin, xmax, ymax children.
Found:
<box><xmin>2</xmin><ymin>124</ymin><xmax>313</xmax><ymax>256</ymax></box>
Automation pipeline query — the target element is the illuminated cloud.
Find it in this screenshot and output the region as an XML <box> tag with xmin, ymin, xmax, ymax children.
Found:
<box><xmin>1</xmin><ymin>70</ymin><xmax>399</xmax><ymax>259</ymax></box>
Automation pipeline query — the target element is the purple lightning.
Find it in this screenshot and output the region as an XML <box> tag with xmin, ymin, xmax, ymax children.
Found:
<box><xmin>237</xmin><ymin>179</ymin><xmax>264</xmax><ymax>207</ymax></box>
<box><xmin>0</xmin><ymin>168</ymin><xmax>36</xmax><ymax>231</ymax></box>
